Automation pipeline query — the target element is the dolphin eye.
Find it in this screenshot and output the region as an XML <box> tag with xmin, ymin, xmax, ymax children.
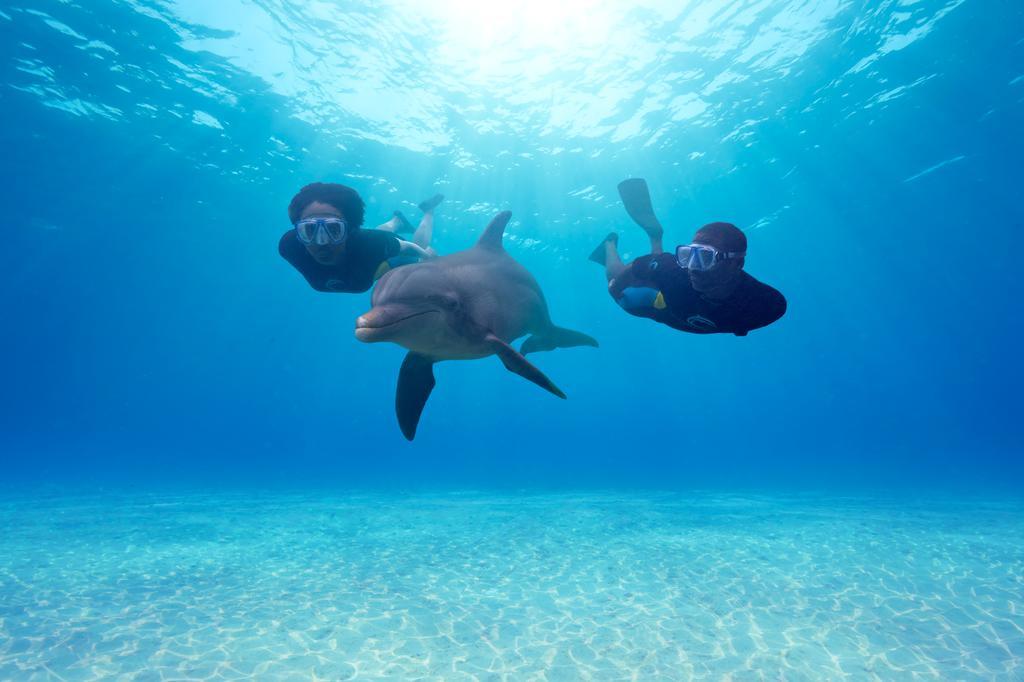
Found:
<box><xmin>432</xmin><ymin>295</ymin><xmax>458</xmax><ymax>311</ymax></box>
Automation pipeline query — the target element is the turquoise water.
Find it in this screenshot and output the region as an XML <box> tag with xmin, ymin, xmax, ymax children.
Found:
<box><xmin>2</xmin><ymin>492</ymin><xmax>1023</xmax><ymax>679</ymax></box>
<box><xmin>2</xmin><ymin>0</ymin><xmax>1023</xmax><ymax>678</ymax></box>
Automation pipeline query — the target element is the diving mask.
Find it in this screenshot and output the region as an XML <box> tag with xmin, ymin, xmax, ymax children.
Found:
<box><xmin>675</xmin><ymin>243</ymin><xmax>744</xmax><ymax>271</ymax></box>
<box><xmin>295</xmin><ymin>216</ymin><xmax>348</xmax><ymax>246</ymax></box>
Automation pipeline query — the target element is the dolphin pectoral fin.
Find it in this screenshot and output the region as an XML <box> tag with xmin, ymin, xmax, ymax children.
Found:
<box><xmin>486</xmin><ymin>334</ymin><xmax>566</xmax><ymax>399</ymax></box>
<box><xmin>396</xmin><ymin>352</ymin><xmax>436</xmax><ymax>441</ymax></box>
<box><xmin>521</xmin><ymin>327</ymin><xmax>599</xmax><ymax>355</ymax></box>
<box><xmin>618</xmin><ymin>178</ymin><xmax>664</xmax><ymax>239</ymax></box>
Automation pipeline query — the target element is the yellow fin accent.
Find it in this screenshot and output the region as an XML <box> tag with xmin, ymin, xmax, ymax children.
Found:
<box><xmin>373</xmin><ymin>261</ymin><xmax>391</xmax><ymax>280</ymax></box>
<box><xmin>653</xmin><ymin>291</ymin><xmax>666</xmax><ymax>309</ymax></box>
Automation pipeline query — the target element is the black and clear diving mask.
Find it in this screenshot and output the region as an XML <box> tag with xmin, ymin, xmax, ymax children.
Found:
<box><xmin>675</xmin><ymin>243</ymin><xmax>744</xmax><ymax>271</ymax></box>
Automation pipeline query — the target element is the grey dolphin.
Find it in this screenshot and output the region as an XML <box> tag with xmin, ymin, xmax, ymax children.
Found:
<box><xmin>355</xmin><ymin>211</ymin><xmax>598</xmax><ymax>440</ymax></box>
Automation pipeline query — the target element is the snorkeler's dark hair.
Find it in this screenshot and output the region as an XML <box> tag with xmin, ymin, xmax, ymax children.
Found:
<box><xmin>693</xmin><ymin>222</ymin><xmax>747</xmax><ymax>265</ymax></box>
<box><xmin>288</xmin><ymin>182</ymin><xmax>366</xmax><ymax>228</ymax></box>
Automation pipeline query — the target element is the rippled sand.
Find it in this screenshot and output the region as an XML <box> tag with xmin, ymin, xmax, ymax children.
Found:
<box><xmin>0</xmin><ymin>491</ymin><xmax>1021</xmax><ymax>680</ymax></box>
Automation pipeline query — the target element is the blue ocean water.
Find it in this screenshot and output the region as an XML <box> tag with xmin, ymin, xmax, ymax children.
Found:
<box><xmin>0</xmin><ymin>0</ymin><xmax>1022</xmax><ymax>678</ymax></box>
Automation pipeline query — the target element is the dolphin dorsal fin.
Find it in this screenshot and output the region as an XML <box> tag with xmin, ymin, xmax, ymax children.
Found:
<box><xmin>476</xmin><ymin>211</ymin><xmax>512</xmax><ymax>251</ymax></box>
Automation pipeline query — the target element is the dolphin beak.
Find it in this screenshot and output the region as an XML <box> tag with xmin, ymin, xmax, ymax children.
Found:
<box><xmin>355</xmin><ymin>311</ymin><xmax>381</xmax><ymax>342</ymax></box>
<box><xmin>354</xmin><ymin>306</ymin><xmax>441</xmax><ymax>344</ymax></box>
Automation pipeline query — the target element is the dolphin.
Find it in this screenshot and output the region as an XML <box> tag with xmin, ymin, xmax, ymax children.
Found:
<box><xmin>355</xmin><ymin>211</ymin><xmax>598</xmax><ymax>440</ymax></box>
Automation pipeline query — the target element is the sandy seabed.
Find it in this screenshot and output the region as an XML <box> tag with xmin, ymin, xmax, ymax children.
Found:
<box><xmin>1</xmin><ymin>490</ymin><xmax>1022</xmax><ymax>680</ymax></box>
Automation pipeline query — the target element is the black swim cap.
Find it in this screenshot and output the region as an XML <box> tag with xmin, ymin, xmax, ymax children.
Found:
<box><xmin>693</xmin><ymin>222</ymin><xmax>747</xmax><ymax>255</ymax></box>
<box><xmin>288</xmin><ymin>182</ymin><xmax>365</xmax><ymax>228</ymax></box>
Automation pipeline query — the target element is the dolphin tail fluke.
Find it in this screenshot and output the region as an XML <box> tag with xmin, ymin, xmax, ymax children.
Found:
<box><xmin>396</xmin><ymin>352</ymin><xmax>436</xmax><ymax>440</ymax></box>
<box><xmin>521</xmin><ymin>327</ymin><xmax>599</xmax><ymax>355</ymax></box>
<box><xmin>618</xmin><ymin>178</ymin><xmax>664</xmax><ymax>240</ymax></box>
<box><xmin>486</xmin><ymin>334</ymin><xmax>566</xmax><ymax>399</ymax></box>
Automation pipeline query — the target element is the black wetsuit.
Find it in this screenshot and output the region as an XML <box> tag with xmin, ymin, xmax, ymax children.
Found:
<box><xmin>610</xmin><ymin>253</ymin><xmax>786</xmax><ymax>336</ymax></box>
<box><xmin>278</xmin><ymin>228</ymin><xmax>404</xmax><ymax>293</ymax></box>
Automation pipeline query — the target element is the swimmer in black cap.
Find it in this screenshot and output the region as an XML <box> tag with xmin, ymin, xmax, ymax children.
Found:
<box><xmin>279</xmin><ymin>182</ymin><xmax>444</xmax><ymax>293</ymax></box>
<box><xmin>589</xmin><ymin>178</ymin><xmax>785</xmax><ymax>336</ymax></box>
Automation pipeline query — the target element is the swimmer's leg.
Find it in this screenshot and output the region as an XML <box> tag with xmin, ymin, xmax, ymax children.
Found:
<box><xmin>376</xmin><ymin>211</ymin><xmax>414</xmax><ymax>234</ymax></box>
<box><xmin>617</xmin><ymin>178</ymin><xmax>664</xmax><ymax>255</ymax></box>
<box><xmin>588</xmin><ymin>232</ymin><xmax>625</xmax><ymax>281</ymax></box>
<box><xmin>412</xmin><ymin>194</ymin><xmax>443</xmax><ymax>249</ymax></box>
<box><xmin>646</xmin><ymin>229</ymin><xmax>664</xmax><ymax>256</ymax></box>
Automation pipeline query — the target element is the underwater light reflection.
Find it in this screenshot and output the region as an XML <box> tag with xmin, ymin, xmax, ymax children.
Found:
<box><xmin>417</xmin><ymin>0</ymin><xmax>620</xmax><ymax>77</ymax></box>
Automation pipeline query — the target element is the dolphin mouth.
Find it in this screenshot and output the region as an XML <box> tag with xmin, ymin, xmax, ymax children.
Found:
<box><xmin>355</xmin><ymin>309</ymin><xmax>439</xmax><ymax>341</ymax></box>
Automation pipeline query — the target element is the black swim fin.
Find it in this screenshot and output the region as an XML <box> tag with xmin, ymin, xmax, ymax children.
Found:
<box><xmin>392</xmin><ymin>211</ymin><xmax>414</xmax><ymax>233</ymax></box>
<box><xmin>396</xmin><ymin>352</ymin><xmax>436</xmax><ymax>441</ymax></box>
<box><xmin>521</xmin><ymin>326</ymin><xmax>599</xmax><ymax>355</ymax></box>
<box><xmin>486</xmin><ymin>334</ymin><xmax>566</xmax><ymax>399</ymax></box>
<box><xmin>587</xmin><ymin>232</ymin><xmax>618</xmax><ymax>265</ymax></box>
<box><xmin>617</xmin><ymin>178</ymin><xmax>663</xmax><ymax>240</ymax></box>
<box><xmin>418</xmin><ymin>193</ymin><xmax>444</xmax><ymax>213</ymax></box>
